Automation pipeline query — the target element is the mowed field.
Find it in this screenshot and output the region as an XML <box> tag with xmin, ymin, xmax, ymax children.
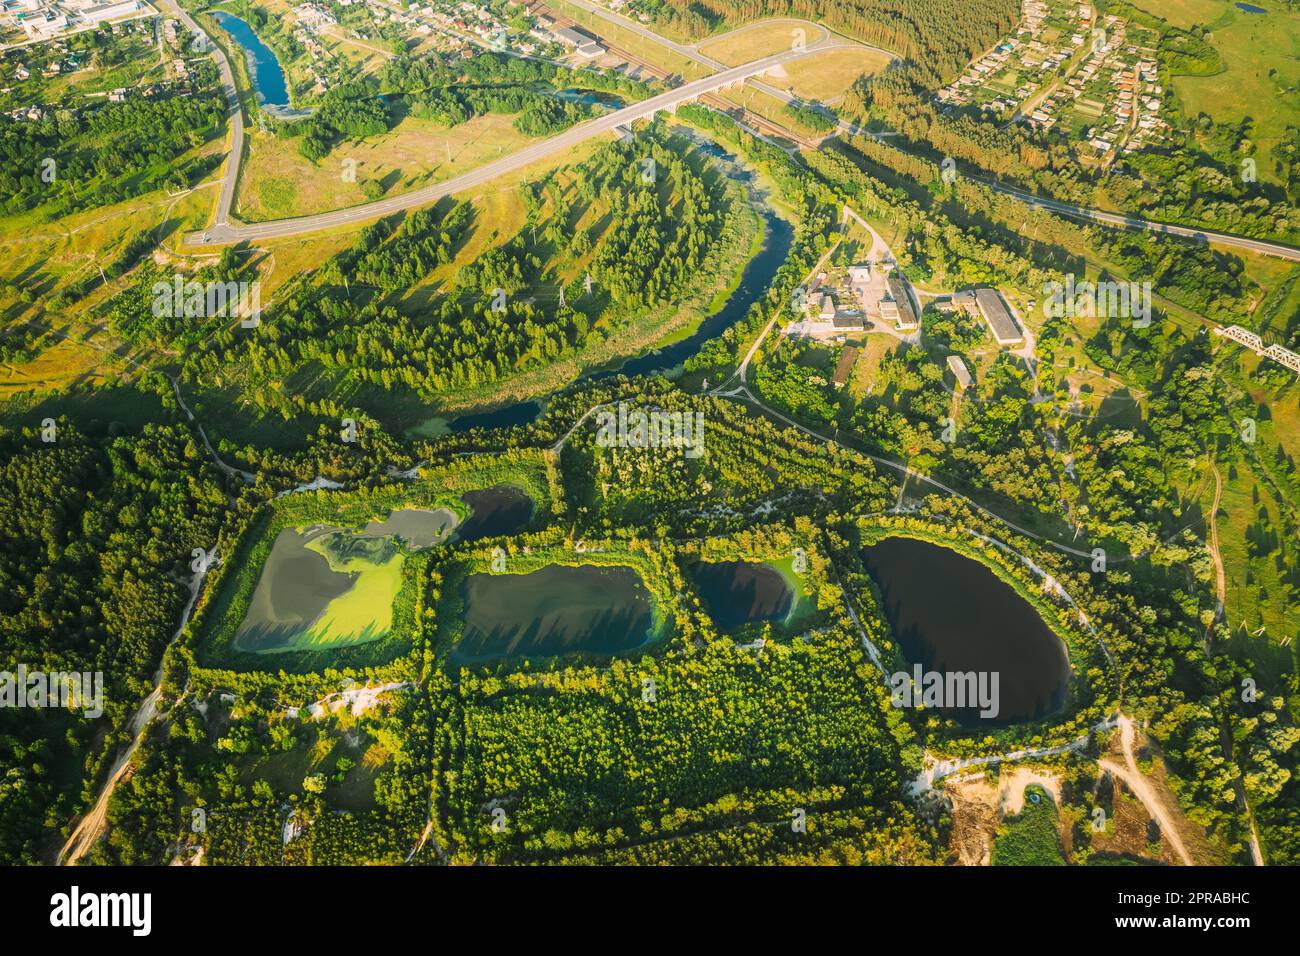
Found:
<box><xmin>235</xmin><ymin>112</ymin><xmax>543</xmax><ymax>222</ymax></box>
<box><xmin>1127</xmin><ymin>0</ymin><xmax>1233</xmax><ymax>30</ymax></box>
<box><xmin>0</xmin><ymin>179</ymin><xmax>225</xmax><ymax>400</ymax></box>
<box><xmin>1130</xmin><ymin>0</ymin><xmax>1300</xmax><ymax>185</ymax></box>
<box><xmin>762</xmin><ymin>47</ymin><xmax>894</xmax><ymax>105</ymax></box>
<box><xmin>697</xmin><ymin>19</ymin><xmax>828</xmax><ymax>65</ymax></box>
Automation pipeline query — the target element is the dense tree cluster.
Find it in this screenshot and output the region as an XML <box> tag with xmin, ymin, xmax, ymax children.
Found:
<box><xmin>153</xmin><ymin>132</ymin><xmax>731</xmax><ymax>417</ymax></box>
<box><xmin>641</xmin><ymin>0</ymin><xmax>1019</xmax><ymax>84</ymax></box>
<box><xmin>0</xmin><ymin>88</ymin><xmax>226</xmax><ymax>217</ymax></box>
<box><xmin>0</xmin><ymin>404</ymin><xmax>227</xmax><ymax>863</ymax></box>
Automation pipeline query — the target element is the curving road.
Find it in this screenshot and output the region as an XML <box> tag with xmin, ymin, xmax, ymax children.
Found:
<box><xmin>160</xmin><ymin>0</ymin><xmax>243</xmax><ymax>227</ymax></box>
<box><xmin>559</xmin><ymin>0</ymin><xmax>897</xmax><ymax>130</ymax></box>
<box><xmin>185</xmin><ymin>39</ymin><xmax>853</xmax><ymax>245</ymax></box>
<box><xmin>178</xmin><ymin>0</ymin><xmax>1300</xmax><ymax>263</ymax></box>
<box><xmin>1099</xmin><ymin>716</ymin><xmax>1193</xmax><ymax>865</ymax></box>
<box><xmin>566</xmin><ymin>0</ymin><xmax>1300</xmax><ymax>263</ymax></box>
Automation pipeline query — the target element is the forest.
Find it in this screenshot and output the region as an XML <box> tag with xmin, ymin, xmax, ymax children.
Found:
<box><xmin>0</xmin><ymin>392</ymin><xmax>228</xmax><ymax>863</ymax></box>
<box><xmin>282</xmin><ymin>50</ymin><xmax>654</xmax><ymax>162</ymax></box>
<box><xmin>105</xmin><ymin>128</ymin><xmax>741</xmax><ymax>435</ymax></box>
<box><xmin>2</xmin><ymin>11</ymin><xmax>1296</xmax><ymax>868</ymax></box>
<box><xmin>0</xmin><ymin>82</ymin><xmax>227</xmax><ymax>218</ymax></box>
<box><xmin>634</xmin><ymin>0</ymin><xmax>1019</xmax><ymax>84</ymax></box>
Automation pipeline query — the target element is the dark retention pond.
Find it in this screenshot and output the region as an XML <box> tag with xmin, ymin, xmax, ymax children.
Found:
<box><xmin>691</xmin><ymin>560</ymin><xmax>793</xmax><ymax>630</ymax></box>
<box><xmin>449</xmin><ymin>564</ymin><xmax>655</xmax><ymax>666</ymax></box>
<box><xmin>455</xmin><ymin>485</ymin><xmax>535</xmax><ymax>542</ymax></box>
<box><xmin>862</xmin><ymin>537</ymin><xmax>1070</xmax><ymax>725</ymax></box>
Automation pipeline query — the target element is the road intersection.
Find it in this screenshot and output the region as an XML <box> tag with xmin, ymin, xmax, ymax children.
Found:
<box><xmin>184</xmin><ymin>36</ymin><xmax>853</xmax><ymax>245</ymax></box>
<box><xmin>182</xmin><ymin>1</ymin><xmax>1300</xmax><ymax>265</ymax></box>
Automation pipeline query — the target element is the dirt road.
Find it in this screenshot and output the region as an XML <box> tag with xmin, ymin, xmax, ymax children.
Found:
<box><xmin>1098</xmin><ymin>716</ymin><xmax>1192</xmax><ymax>865</ymax></box>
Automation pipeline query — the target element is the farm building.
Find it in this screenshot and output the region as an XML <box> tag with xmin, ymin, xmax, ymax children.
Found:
<box><xmin>884</xmin><ymin>274</ymin><xmax>919</xmax><ymax>332</ymax></box>
<box><xmin>552</xmin><ymin>25</ymin><xmax>604</xmax><ymax>57</ymax></box>
<box><xmin>947</xmin><ymin>355</ymin><xmax>973</xmax><ymax>390</ymax></box>
<box><xmin>833</xmin><ymin>347</ymin><xmax>860</xmax><ymax>387</ymax></box>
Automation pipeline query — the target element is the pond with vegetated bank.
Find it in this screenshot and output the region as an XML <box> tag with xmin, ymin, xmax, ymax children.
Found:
<box><xmin>448</xmin><ymin>563</ymin><xmax>658</xmax><ymax>666</ymax></box>
<box><xmin>234</xmin><ymin>507</ymin><xmax>459</xmax><ymax>653</ymax></box>
<box><xmin>689</xmin><ymin>558</ymin><xmax>812</xmax><ymax>631</ymax></box>
<box><xmin>862</xmin><ymin>536</ymin><xmax>1071</xmax><ymax>725</ymax></box>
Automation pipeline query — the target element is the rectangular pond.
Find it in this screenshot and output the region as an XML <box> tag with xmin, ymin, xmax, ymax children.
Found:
<box><xmin>234</xmin><ymin>507</ymin><xmax>458</xmax><ymax>653</ymax></box>
<box><xmin>448</xmin><ymin>563</ymin><xmax>657</xmax><ymax>667</ymax></box>
<box><xmin>689</xmin><ymin>559</ymin><xmax>801</xmax><ymax>631</ymax></box>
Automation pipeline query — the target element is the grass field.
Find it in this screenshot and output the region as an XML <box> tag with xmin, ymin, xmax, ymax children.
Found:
<box><xmin>1127</xmin><ymin>0</ymin><xmax>1233</xmax><ymax>30</ymax></box>
<box><xmin>235</xmin><ymin>112</ymin><xmax>543</xmax><ymax>221</ymax></box>
<box><xmin>697</xmin><ymin>19</ymin><xmax>827</xmax><ymax>65</ymax></box>
<box><xmin>1127</xmin><ymin>0</ymin><xmax>1300</xmax><ymax>185</ymax></box>
<box><xmin>761</xmin><ymin>47</ymin><xmax>893</xmax><ymax>105</ymax></box>
<box><xmin>230</xmin><ymin>708</ymin><xmax>388</xmax><ymax>813</ymax></box>
<box><xmin>1211</xmin><ymin>460</ymin><xmax>1296</xmax><ymax>655</ymax></box>
<box><xmin>0</xmin><ymin>180</ymin><xmax>228</xmax><ymax>400</ymax></box>
<box><xmin>991</xmin><ymin>785</ymin><xmax>1068</xmax><ymax>865</ymax></box>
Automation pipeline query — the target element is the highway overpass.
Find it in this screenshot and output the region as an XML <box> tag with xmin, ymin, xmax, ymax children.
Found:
<box><xmin>185</xmin><ymin>40</ymin><xmax>853</xmax><ymax>246</ymax></box>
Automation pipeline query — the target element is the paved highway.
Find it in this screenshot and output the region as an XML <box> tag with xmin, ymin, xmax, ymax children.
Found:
<box><xmin>186</xmin><ymin>2</ymin><xmax>1300</xmax><ymax>262</ymax></box>
<box><xmin>565</xmin><ymin>0</ymin><xmax>1300</xmax><ymax>262</ymax></box>
<box><xmin>559</xmin><ymin>0</ymin><xmax>897</xmax><ymax>123</ymax></box>
<box><xmin>186</xmin><ymin>40</ymin><xmax>852</xmax><ymax>245</ymax></box>
<box><xmin>160</xmin><ymin>0</ymin><xmax>243</xmax><ymax>227</ymax></box>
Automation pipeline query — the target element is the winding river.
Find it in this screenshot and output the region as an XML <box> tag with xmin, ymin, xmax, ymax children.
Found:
<box><xmin>438</xmin><ymin>141</ymin><xmax>794</xmax><ymax>433</ymax></box>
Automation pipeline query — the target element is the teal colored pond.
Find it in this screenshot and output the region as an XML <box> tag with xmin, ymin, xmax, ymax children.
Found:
<box><xmin>234</xmin><ymin>508</ymin><xmax>457</xmax><ymax>654</ymax></box>
<box><xmin>449</xmin><ymin>564</ymin><xmax>655</xmax><ymax>666</ymax></box>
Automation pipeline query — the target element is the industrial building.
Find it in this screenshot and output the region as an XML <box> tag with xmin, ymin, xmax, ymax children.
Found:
<box><xmin>884</xmin><ymin>274</ymin><xmax>919</xmax><ymax>332</ymax></box>
<box><xmin>950</xmin><ymin>288</ymin><xmax>1023</xmax><ymax>346</ymax></box>
<box><xmin>552</xmin><ymin>24</ymin><xmax>604</xmax><ymax>58</ymax></box>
